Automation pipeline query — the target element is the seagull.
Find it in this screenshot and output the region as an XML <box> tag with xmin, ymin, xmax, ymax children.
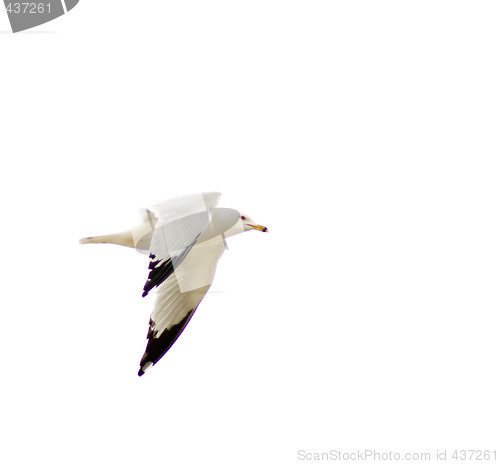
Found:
<box><xmin>80</xmin><ymin>192</ymin><xmax>268</xmax><ymax>376</ymax></box>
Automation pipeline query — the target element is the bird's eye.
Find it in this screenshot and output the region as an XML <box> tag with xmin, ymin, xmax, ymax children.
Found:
<box><xmin>241</xmin><ymin>216</ymin><xmax>246</xmax><ymax>220</ymax></box>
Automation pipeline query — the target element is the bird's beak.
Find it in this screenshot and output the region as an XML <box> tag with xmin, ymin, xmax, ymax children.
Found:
<box><xmin>248</xmin><ymin>224</ymin><xmax>269</xmax><ymax>232</ymax></box>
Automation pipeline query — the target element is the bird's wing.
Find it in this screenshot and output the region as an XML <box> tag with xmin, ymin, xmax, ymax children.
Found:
<box><xmin>149</xmin><ymin>210</ymin><xmax>208</xmax><ymax>263</ymax></box>
<box><xmin>148</xmin><ymin>192</ymin><xmax>221</xmax><ymax>237</ymax></box>
<box><xmin>142</xmin><ymin>221</ymin><xmax>203</xmax><ymax>297</ymax></box>
<box><xmin>143</xmin><ymin>192</ymin><xmax>220</xmax><ymax>294</ymax></box>
<box><xmin>143</xmin><ymin>192</ymin><xmax>222</xmax><ymax>289</ymax></box>
<box><xmin>138</xmin><ymin>235</ymin><xmax>226</xmax><ymax>376</ymax></box>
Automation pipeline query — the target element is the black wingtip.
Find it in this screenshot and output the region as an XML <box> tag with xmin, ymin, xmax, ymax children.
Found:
<box><xmin>138</xmin><ymin>369</ymin><xmax>145</xmax><ymax>377</ymax></box>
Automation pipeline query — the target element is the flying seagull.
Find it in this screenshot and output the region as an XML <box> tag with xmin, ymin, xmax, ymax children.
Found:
<box><xmin>80</xmin><ymin>192</ymin><xmax>268</xmax><ymax>376</ymax></box>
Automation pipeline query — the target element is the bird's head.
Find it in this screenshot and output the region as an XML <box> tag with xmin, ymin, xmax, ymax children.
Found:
<box><xmin>240</xmin><ymin>214</ymin><xmax>269</xmax><ymax>233</ymax></box>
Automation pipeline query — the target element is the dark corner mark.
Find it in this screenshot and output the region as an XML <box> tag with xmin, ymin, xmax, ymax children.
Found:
<box><xmin>3</xmin><ymin>0</ymin><xmax>79</xmax><ymax>33</ymax></box>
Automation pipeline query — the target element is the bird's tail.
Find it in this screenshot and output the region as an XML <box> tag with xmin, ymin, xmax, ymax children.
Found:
<box><xmin>79</xmin><ymin>231</ymin><xmax>135</xmax><ymax>247</ymax></box>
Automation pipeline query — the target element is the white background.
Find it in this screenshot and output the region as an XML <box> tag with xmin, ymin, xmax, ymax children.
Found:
<box><xmin>0</xmin><ymin>1</ymin><xmax>499</xmax><ymax>463</ymax></box>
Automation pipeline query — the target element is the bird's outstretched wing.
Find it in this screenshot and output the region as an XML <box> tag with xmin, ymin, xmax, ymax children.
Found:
<box><xmin>142</xmin><ymin>192</ymin><xmax>223</xmax><ymax>296</ymax></box>
<box><xmin>147</xmin><ymin>191</ymin><xmax>221</xmax><ymax>258</ymax></box>
<box><xmin>138</xmin><ymin>235</ymin><xmax>226</xmax><ymax>376</ymax></box>
<box><xmin>142</xmin><ymin>233</ymin><xmax>200</xmax><ymax>297</ymax></box>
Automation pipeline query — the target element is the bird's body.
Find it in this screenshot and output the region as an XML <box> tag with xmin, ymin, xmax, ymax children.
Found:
<box><xmin>80</xmin><ymin>192</ymin><xmax>267</xmax><ymax>376</ymax></box>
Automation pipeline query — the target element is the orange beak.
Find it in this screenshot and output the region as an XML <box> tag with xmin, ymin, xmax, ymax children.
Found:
<box><xmin>248</xmin><ymin>224</ymin><xmax>269</xmax><ymax>232</ymax></box>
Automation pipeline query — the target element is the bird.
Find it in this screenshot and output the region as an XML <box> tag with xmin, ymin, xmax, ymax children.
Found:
<box><xmin>80</xmin><ymin>192</ymin><xmax>268</xmax><ymax>376</ymax></box>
